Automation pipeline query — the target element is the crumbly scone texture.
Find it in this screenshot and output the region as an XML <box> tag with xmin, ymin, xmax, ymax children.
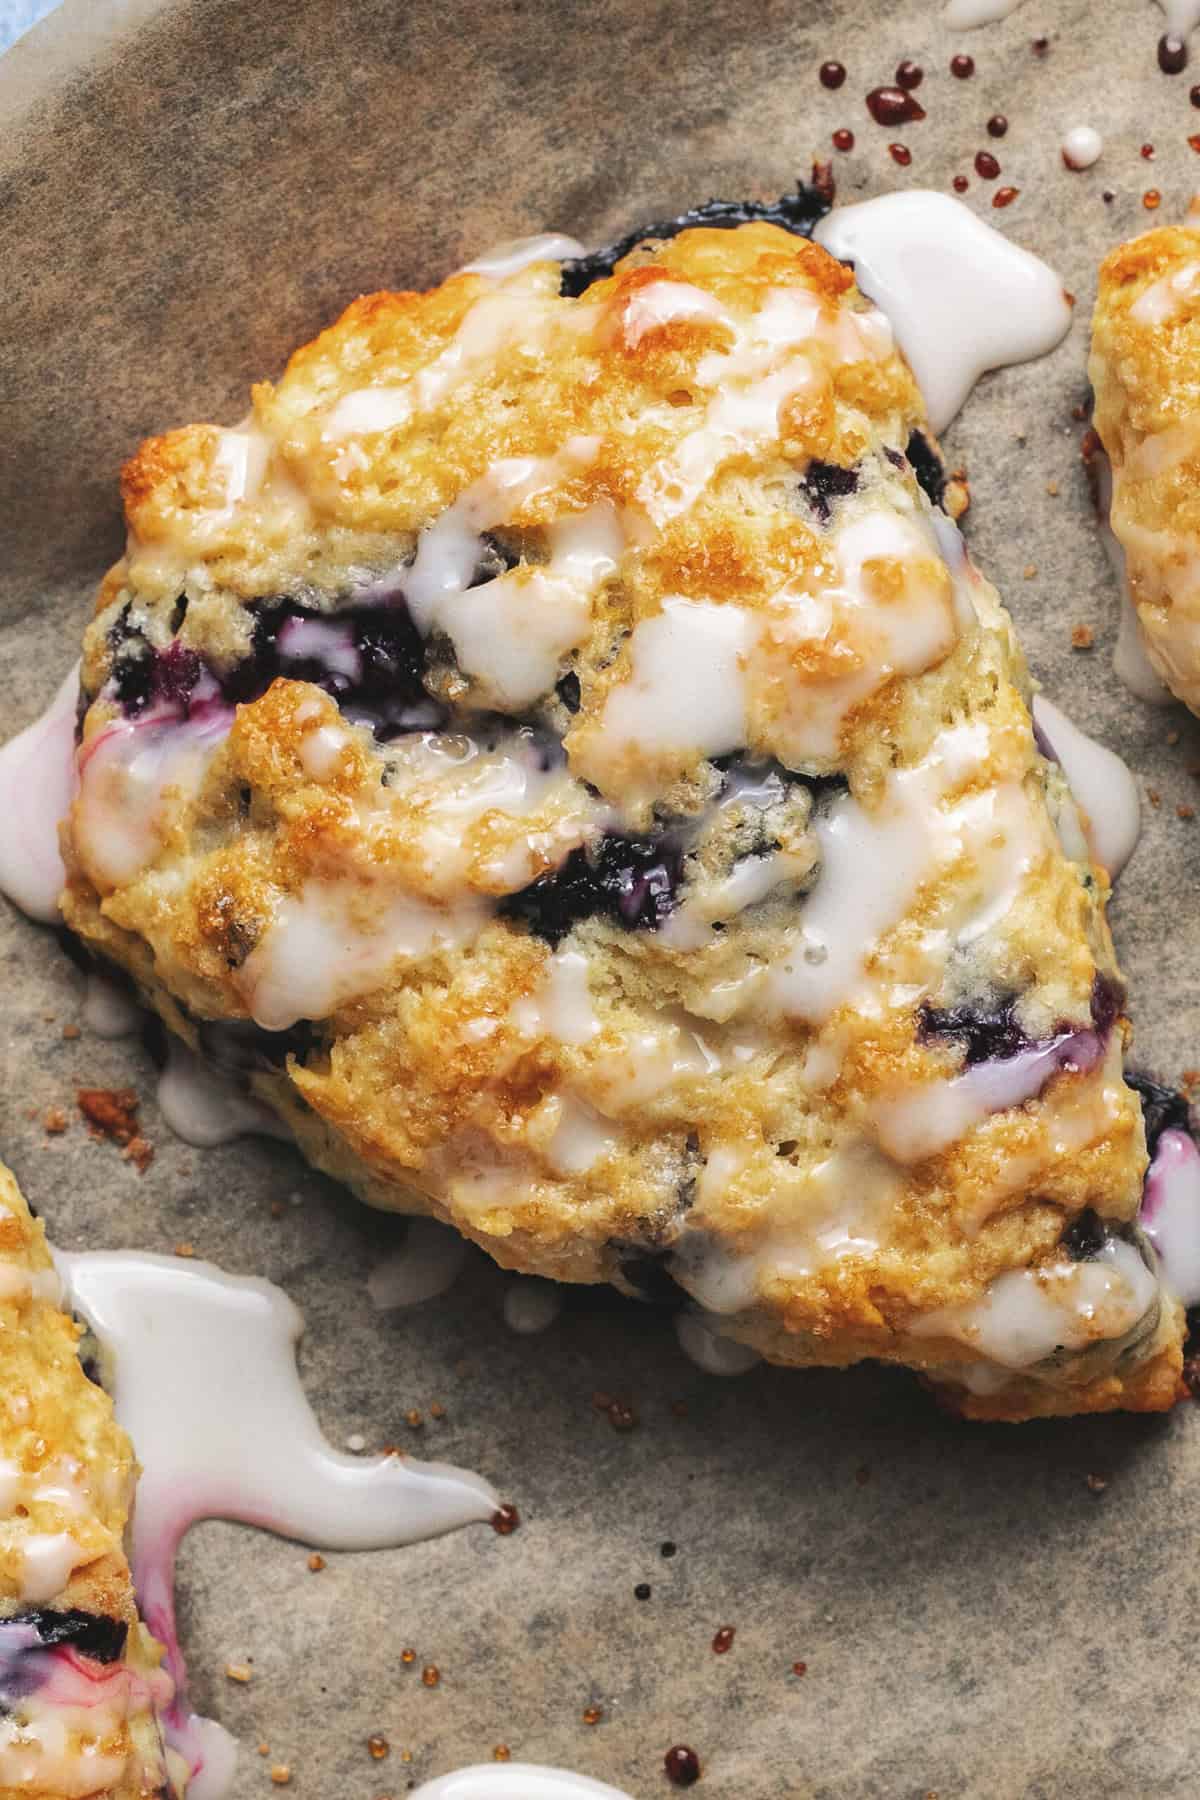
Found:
<box><xmin>1091</xmin><ymin>221</ymin><xmax>1200</xmax><ymax>711</ymax></box>
<box><xmin>62</xmin><ymin>222</ymin><xmax>1183</xmax><ymax>1420</ymax></box>
<box><xmin>0</xmin><ymin>1162</ymin><xmax>174</xmax><ymax>1798</ymax></box>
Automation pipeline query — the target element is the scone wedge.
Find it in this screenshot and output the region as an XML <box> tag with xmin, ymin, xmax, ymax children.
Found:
<box><xmin>1091</xmin><ymin>219</ymin><xmax>1200</xmax><ymax>709</ymax></box>
<box><xmin>60</xmin><ymin>217</ymin><xmax>1186</xmax><ymax>1420</ymax></box>
<box><xmin>0</xmin><ymin>1161</ymin><xmax>176</xmax><ymax>1798</ymax></box>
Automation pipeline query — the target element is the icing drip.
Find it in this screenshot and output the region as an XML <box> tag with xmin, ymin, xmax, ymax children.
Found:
<box><xmin>0</xmin><ymin>664</ymin><xmax>79</xmax><ymax>922</ymax></box>
<box><xmin>815</xmin><ymin>193</ymin><xmax>1072</xmax><ymax>432</ymax></box>
<box><xmin>55</xmin><ymin>1251</ymin><xmax>498</xmax><ymax>1793</ymax></box>
<box><xmin>1157</xmin><ymin>0</ymin><xmax>1200</xmax><ymax>44</ymax></box>
<box><xmin>155</xmin><ymin>1036</ymin><xmax>290</xmax><ymax>1148</ymax></box>
<box><xmin>913</xmin><ymin>1240</ymin><xmax>1158</xmax><ymax>1379</ymax></box>
<box><xmin>82</xmin><ymin>971</ymin><xmax>141</xmax><ymax>1040</ymax></box>
<box><xmin>1061</xmin><ymin>127</ymin><xmax>1103</xmax><ymax>171</ymax></box>
<box><xmin>674</xmin><ymin>1310</ymin><xmax>762</xmax><ymax>1375</ymax></box>
<box><xmin>411</xmin><ymin>1766</ymin><xmax>634</xmax><ymax>1799</ymax></box>
<box><xmin>502</xmin><ymin>1278</ymin><xmax>563</xmax><ymax>1335</ymax></box>
<box><xmin>1093</xmin><ymin>454</ymin><xmax>1173</xmax><ymax>704</ymax></box>
<box><xmin>1140</xmin><ymin>1128</ymin><xmax>1200</xmax><ymax>1305</ymax></box>
<box><xmin>943</xmin><ymin>0</ymin><xmax>1027</xmax><ymax>23</ymax></box>
<box><xmin>367</xmin><ymin>1219</ymin><xmax>468</xmax><ymax>1309</ymax></box>
<box><xmin>461</xmin><ymin>233</ymin><xmax>588</xmax><ymax>279</ymax></box>
<box><xmin>1031</xmin><ymin>696</ymin><xmax>1141</xmax><ymax>881</ymax></box>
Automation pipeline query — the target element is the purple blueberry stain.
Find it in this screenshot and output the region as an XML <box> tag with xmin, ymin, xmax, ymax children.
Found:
<box><xmin>0</xmin><ymin>1611</ymin><xmax>128</xmax><ymax>1708</ymax></box>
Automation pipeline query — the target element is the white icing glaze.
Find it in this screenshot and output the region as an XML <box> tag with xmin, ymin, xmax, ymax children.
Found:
<box><xmin>324</xmin><ymin>273</ymin><xmax>583</xmax><ymax>448</ymax></box>
<box><xmin>403</xmin><ymin>446</ymin><xmax>611</xmax><ymax>711</ymax></box>
<box><xmin>56</xmin><ymin>1250</ymin><xmax>498</xmax><ymax>1794</ymax></box>
<box><xmin>582</xmin><ymin>1017</ymin><xmax>720</xmax><ymax>1111</ymax></box>
<box><xmin>156</xmin><ymin>1035</ymin><xmax>289</xmax><ymax>1148</ymax></box>
<box><xmin>1031</xmin><ymin>696</ymin><xmax>1140</xmax><ymax>880</ymax></box>
<box><xmin>768</xmin><ymin>722</ymin><xmax>1040</xmax><ymax>1023</ymax></box>
<box><xmin>621</xmin><ymin>279</ymin><xmax>729</xmax><ymax>347</ymax></box>
<box><xmin>82</xmin><ymin>970</ymin><xmax>141</xmax><ymax>1039</ymax></box>
<box><xmin>1094</xmin><ymin>453</ymin><xmax>1173</xmax><ymax>704</ymax></box>
<box><xmin>511</xmin><ymin>948</ymin><xmax>600</xmax><ymax>1046</ymax></box>
<box><xmin>1157</xmin><ymin>0</ymin><xmax>1200</xmax><ymax>43</ymax></box>
<box><xmin>637</xmin><ymin>300</ymin><xmax>821</xmax><ymax>525</ymax></box>
<box><xmin>0</xmin><ymin>1705</ymin><xmax>134</xmax><ymax>1797</ymax></box>
<box><xmin>240</xmin><ymin>878</ymin><xmax>488</xmax><ymax>1030</ymax></box>
<box><xmin>1131</xmin><ymin>260</ymin><xmax>1200</xmax><ymax>326</ymax></box>
<box><xmin>754</xmin><ymin>501</ymin><xmax>962</xmax><ymax>763</ymax></box>
<box><xmin>367</xmin><ymin>1219</ymin><xmax>468</xmax><ymax>1309</ymax></box>
<box><xmin>462</xmin><ymin>233</ymin><xmax>587</xmax><ymax>279</ymax></box>
<box><xmin>1061</xmin><ymin>126</ymin><xmax>1104</xmax><ymax>172</ymax></box>
<box><xmin>943</xmin><ymin>0</ymin><xmax>1026</xmax><ymax>23</ymax></box>
<box><xmin>815</xmin><ymin>193</ymin><xmax>1072</xmax><ymax>432</ymax></box>
<box><xmin>0</xmin><ymin>1264</ymin><xmax>63</xmax><ymax>1305</ymax></box>
<box><xmin>411</xmin><ymin>1766</ymin><xmax>634</xmax><ymax>1800</ymax></box>
<box><xmin>73</xmin><ymin>703</ymin><xmax>233</xmax><ymax>890</ymax></box>
<box><xmin>913</xmin><ymin>1240</ymin><xmax>1158</xmax><ymax>1371</ymax></box>
<box><xmin>438</xmin><ymin>565</ymin><xmax>595</xmax><ymax>711</ymax></box>
<box><xmin>545</xmin><ymin>1096</ymin><xmax>617</xmax><ymax>1174</ymax></box>
<box><xmin>588</xmin><ymin>597</ymin><xmax>752</xmax><ymax>795</ymax></box>
<box><xmin>674</xmin><ymin>1309</ymin><xmax>762</xmax><ymax>1375</ymax></box>
<box><xmin>1140</xmin><ymin>1128</ymin><xmax>1200</xmax><ymax>1306</ymax></box>
<box><xmin>658</xmin><ymin>850</ymin><xmax>799</xmax><ymax>950</ymax></box>
<box><xmin>0</xmin><ymin>664</ymin><xmax>79</xmax><ymax>922</ymax></box>
<box><xmin>502</xmin><ymin>1277</ymin><xmax>563</xmax><ymax>1335</ymax></box>
<box><xmin>873</xmin><ymin>1028</ymin><xmax>1102</xmax><ymax>1164</ymax></box>
<box><xmin>673</xmin><ymin>1138</ymin><xmax>899</xmax><ymax>1313</ymax></box>
<box><xmin>17</xmin><ymin>1532</ymin><xmax>84</xmax><ymax>1605</ymax></box>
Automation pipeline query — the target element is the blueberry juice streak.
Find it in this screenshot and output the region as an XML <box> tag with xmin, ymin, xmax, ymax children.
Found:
<box><xmin>106</xmin><ymin>592</ymin><xmax>440</xmax><ymax>739</ymax></box>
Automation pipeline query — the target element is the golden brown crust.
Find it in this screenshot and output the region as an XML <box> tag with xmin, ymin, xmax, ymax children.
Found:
<box><xmin>1091</xmin><ymin>222</ymin><xmax>1200</xmax><ymax>708</ymax></box>
<box><xmin>62</xmin><ymin>223</ymin><xmax>1180</xmax><ymax>1419</ymax></box>
<box><xmin>0</xmin><ymin>1163</ymin><xmax>173</xmax><ymax>1798</ymax></box>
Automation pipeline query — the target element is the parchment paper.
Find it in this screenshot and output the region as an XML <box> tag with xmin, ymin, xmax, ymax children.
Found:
<box><xmin>2</xmin><ymin>2</ymin><xmax>1199</xmax><ymax>1793</ymax></box>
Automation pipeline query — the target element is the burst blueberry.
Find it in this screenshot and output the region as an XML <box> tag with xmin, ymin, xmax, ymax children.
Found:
<box><xmin>800</xmin><ymin>459</ymin><xmax>859</xmax><ymax>523</ymax></box>
<box><xmin>500</xmin><ymin>833</ymin><xmax>682</xmax><ymax>945</ymax></box>
<box><xmin>917</xmin><ymin>994</ymin><xmax>1027</xmax><ymax>1065</ymax></box>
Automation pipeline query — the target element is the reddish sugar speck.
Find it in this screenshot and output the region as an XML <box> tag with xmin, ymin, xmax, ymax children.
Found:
<box><xmin>664</xmin><ymin>1746</ymin><xmax>702</xmax><ymax>1788</ymax></box>
<box><xmin>950</xmin><ymin>52</ymin><xmax>975</xmax><ymax>78</ymax></box>
<box><xmin>711</xmin><ymin>1626</ymin><xmax>736</xmax><ymax>1654</ymax></box>
<box><xmin>1144</xmin><ymin>188</ymin><xmax>1162</xmax><ymax>210</ymax></box>
<box><xmin>1160</xmin><ymin>34</ymin><xmax>1188</xmax><ymax>74</ymax></box>
<box><xmin>1141</xmin><ymin>142</ymin><xmax>1156</xmax><ymax>159</ymax></box>
<box><xmin>975</xmin><ymin>151</ymin><xmax>1001</xmax><ymax>179</ymax></box>
<box><xmin>895</xmin><ymin>59</ymin><xmax>924</xmax><ymax>90</ymax></box>
<box><xmin>491</xmin><ymin>1503</ymin><xmax>520</xmax><ymax>1536</ymax></box>
<box><xmin>993</xmin><ymin>186</ymin><xmax>1020</xmax><ymax>208</ymax></box>
<box><xmin>832</xmin><ymin>127</ymin><xmax>855</xmax><ymax>151</ymax></box>
<box><xmin>889</xmin><ymin>143</ymin><xmax>913</xmax><ymax>166</ymax></box>
<box><xmin>866</xmin><ymin>85</ymin><xmax>926</xmax><ymax>125</ymax></box>
<box><xmin>819</xmin><ymin>59</ymin><xmax>846</xmax><ymax>89</ymax></box>
<box><xmin>987</xmin><ymin>114</ymin><xmax>1009</xmax><ymax>138</ymax></box>
<box><xmin>953</xmin><ymin>174</ymin><xmax>969</xmax><ymax>193</ymax></box>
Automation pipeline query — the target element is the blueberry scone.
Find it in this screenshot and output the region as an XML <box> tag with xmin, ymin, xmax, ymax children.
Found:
<box><xmin>0</xmin><ymin>1162</ymin><xmax>176</xmax><ymax>1797</ymax></box>
<box><xmin>60</xmin><ymin>213</ymin><xmax>1186</xmax><ymax>1421</ymax></box>
<box><xmin>1091</xmin><ymin>221</ymin><xmax>1200</xmax><ymax>710</ymax></box>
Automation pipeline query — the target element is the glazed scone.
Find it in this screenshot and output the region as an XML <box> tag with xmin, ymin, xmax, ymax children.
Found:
<box><xmin>0</xmin><ymin>1162</ymin><xmax>177</xmax><ymax>1798</ymax></box>
<box><xmin>1091</xmin><ymin>221</ymin><xmax>1200</xmax><ymax>710</ymax></box>
<box><xmin>60</xmin><ymin>216</ymin><xmax>1185</xmax><ymax>1421</ymax></box>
